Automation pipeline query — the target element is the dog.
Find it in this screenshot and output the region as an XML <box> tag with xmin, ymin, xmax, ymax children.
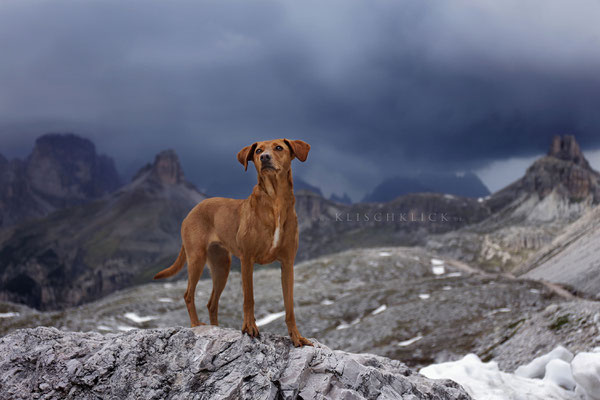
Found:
<box><xmin>154</xmin><ymin>139</ymin><xmax>313</xmax><ymax>347</ymax></box>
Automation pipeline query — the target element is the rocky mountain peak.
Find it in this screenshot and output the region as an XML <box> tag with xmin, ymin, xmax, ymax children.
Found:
<box><xmin>547</xmin><ymin>135</ymin><xmax>590</xmax><ymax>169</ymax></box>
<box><xmin>488</xmin><ymin>135</ymin><xmax>600</xmax><ymax>214</ymax></box>
<box><xmin>151</xmin><ymin>149</ymin><xmax>184</xmax><ymax>185</ymax></box>
<box><xmin>133</xmin><ymin>149</ymin><xmax>186</xmax><ymax>186</ymax></box>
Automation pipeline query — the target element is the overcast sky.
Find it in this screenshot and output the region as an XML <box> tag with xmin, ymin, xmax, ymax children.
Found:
<box><xmin>1</xmin><ymin>0</ymin><xmax>600</xmax><ymax>200</ymax></box>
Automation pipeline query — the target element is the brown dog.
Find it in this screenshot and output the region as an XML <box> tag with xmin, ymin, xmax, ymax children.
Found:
<box><xmin>154</xmin><ymin>139</ymin><xmax>312</xmax><ymax>347</ymax></box>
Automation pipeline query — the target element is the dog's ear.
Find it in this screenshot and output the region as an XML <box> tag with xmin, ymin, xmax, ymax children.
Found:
<box><xmin>284</xmin><ymin>139</ymin><xmax>310</xmax><ymax>162</ymax></box>
<box><xmin>237</xmin><ymin>142</ymin><xmax>257</xmax><ymax>171</ymax></box>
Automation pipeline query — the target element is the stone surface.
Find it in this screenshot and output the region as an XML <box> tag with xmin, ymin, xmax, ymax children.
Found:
<box><xmin>0</xmin><ymin>326</ymin><xmax>471</xmax><ymax>400</ymax></box>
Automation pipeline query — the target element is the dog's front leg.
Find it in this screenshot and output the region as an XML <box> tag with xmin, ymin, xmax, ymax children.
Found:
<box><xmin>281</xmin><ymin>260</ymin><xmax>313</xmax><ymax>347</ymax></box>
<box><xmin>241</xmin><ymin>257</ymin><xmax>259</xmax><ymax>337</ymax></box>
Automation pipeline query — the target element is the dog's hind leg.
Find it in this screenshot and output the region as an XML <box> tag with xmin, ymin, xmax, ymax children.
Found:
<box><xmin>206</xmin><ymin>244</ymin><xmax>231</xmax><ymax>326</ymax></box>
<box><xmin>184</xmin><ymin>246</ymin><xmax>207</xmax><ymax>327</ymax></box>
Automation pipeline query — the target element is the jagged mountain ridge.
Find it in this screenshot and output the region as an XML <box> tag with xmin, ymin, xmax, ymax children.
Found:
<box><xmin>0</xmin><ymin>150</ymin><xmax>206</xmax><ymax>310</ymax></box>
<box><xmin>0</xmin><ymin>133</ymin><xmax>121</xmax><ymax>228</ymax></box>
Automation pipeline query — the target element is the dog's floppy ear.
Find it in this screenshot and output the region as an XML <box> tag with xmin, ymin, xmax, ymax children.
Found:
<box><xmin>284</xmin><ymin>139</ymin><xmax>310</xmax><ymax>162</ymax></box>
<box><xmin>237</xmin><ymin>142</ymin><xmax>257</xmax><ymax>171</ymax></box>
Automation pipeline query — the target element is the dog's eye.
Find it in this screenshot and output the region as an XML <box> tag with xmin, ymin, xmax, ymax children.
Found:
<box><xmin>275</xmin><ymin>146</ymin><xmax>283</xmax><ymax>151</ymax></box>
<box><xmin>255</xmin><ymin>148</ymin><xmax>262</xmax><ymax>154</ymax></box>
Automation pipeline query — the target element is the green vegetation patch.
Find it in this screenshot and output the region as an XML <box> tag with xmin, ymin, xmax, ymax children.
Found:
<box><xmin>549</xmin><ymin>314</ymin><xmax>570</xmax><ymax>331</ymax></box>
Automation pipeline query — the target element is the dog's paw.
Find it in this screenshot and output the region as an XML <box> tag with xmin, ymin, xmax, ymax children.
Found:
<box><xmin>242</xmin><ymin>320</ymin><xmax>260</xmax><ymax>338</ymax></box>
<box><xmin>290</xmin><ymin>332</ymin><xmax>313</xmax><ymax>347</ymax></box>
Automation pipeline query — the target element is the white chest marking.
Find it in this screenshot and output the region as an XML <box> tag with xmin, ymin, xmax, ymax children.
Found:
<box><xmin>271</xmin><ymin>215</ymin><xmax>281</xmax><ymax>250</ymax></box>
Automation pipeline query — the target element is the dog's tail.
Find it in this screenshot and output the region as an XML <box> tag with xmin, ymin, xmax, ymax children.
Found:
<box><xmin>154</xmin><ymin>246</ymin><xmax>186</xmax><ymax>280</ymax></box>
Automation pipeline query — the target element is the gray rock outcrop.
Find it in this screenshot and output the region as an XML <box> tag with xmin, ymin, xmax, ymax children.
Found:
<box><xmin>0</xmin><ymin>326</ymin><xmax>471</xmax><ymax>400</ymax></box>
<box><xmin>0</xmin><ymin>133</ymin><xmax>121</xmax><ymax>228</ymax></box>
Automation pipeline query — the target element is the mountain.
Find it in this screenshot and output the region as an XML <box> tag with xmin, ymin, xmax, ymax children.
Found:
<box><xmin>0</xmin><ymin>150</ymin><xmax>206</xmax><ymax>310</ymax></box>
<box><xmin>427</xmin><ymin>135</ymin><xmax>600</xmax><ymax>272</ymax></box>
<box><xmin>362</xmin><ymin>171</ymin><xmax>490</xmax><ymax>202</ymax></box>
<box><xmin>0</xmin><ymin>133</ymin><xmax>121</xmax><ymax>228</ymax></box>
<box><xmin>486</xmin><ymin>135</ymin><xmax>600</xmax><ymax>214</ymax></box>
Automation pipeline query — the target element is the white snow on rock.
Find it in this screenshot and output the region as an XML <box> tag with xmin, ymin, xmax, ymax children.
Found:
<box><xmin>371</xmin><ymin>305</ymin><xmax>387</xmax><ymax>315</ymax></box>
<box><xmin>336</xmin><ymin>318</ymin><xmax>361</xmax><ymax>330</ymax></box>
<box><xmin>418</xmin><ymin>294</ymin><xmax>430</xmax><ymax>300</ymax></box>
<box><xmin>117</xmin><ymin>325</ymin><xmax>136</xmax><ymax>332</ymax></box>
<box><xmin>256</xmin><ymin>311</ymin><xmax>285</xmax><ymax>327</ymax></box>
<box><xmin>97</xmin><ymin>325</ymin><xmax>112</xmax><ymax>331</ymax></box>
<box><xmin>572</xmin><ymin>352</ymin><xmax>600</xmax><ymax>400</ymax></box>
<box><xmin>446</xmin><ymin>272</ymin><xmax>462</xmax><ymax>278</ymax></box>
<box><xmin>432</xmin><ymin>266</ymin><xmax>445</xmax><ymax>275</ymax></box>
<box><xmin>431</xmin><ymin>258</ymin><xmax>444</xmax><ymax>266</ymax></box>
<box><xmin>0</xmin><ymin>312</ymin><xmax>20</xmax><ymax>318</ymax></box>
<box><xmin>420</xmin><ymin>353</ymin><xmax>578</xmax><ymax>400</ymax></box>
<box><xmin>397</xmin><ymin>335</ymin><xmax>423</xmax><ymax>347</ymax></box>
<box><xmin>124</xmin><ymin>312</ymin><xmax>158</xmax><ymax>324</ymax></box>
<box><xmin>320</xmin><ymin>299</ymin><xmax>334</xmax><ymax>306</ymax></box>
<box><xmin>158</xmin><ymin>297</ymin><xmax>174</xmax><ymax>303</ymax></box>
<box><xmin>515</xmin><ymin>345</ymin><xmax>574</xmax><ymax>379</ymax></box>
<box><xmin>378</xmin><ymin>251</ymin><xmax>392</xmax><ymax>257</ymax></box>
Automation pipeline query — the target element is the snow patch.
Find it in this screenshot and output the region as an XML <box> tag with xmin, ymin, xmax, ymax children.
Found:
<box><xmin>124</xmin><ymin>312</ymin><xmax>158</xmax><ymax>324</ymax></box>
<box><xmin>336</xmin><ymin>318</ymin><xmax>361</xmax><ymax>330</ymax></box>
<box><xmin>418</xmin><ymin>294</ymin><xmax>430</xmax><ymax>300</ymax></box>
<box><xmin>378</xmin><ymin>251</ymin><xmax>392</xmax><ymax>257</ymax></box>
<box><xmin>397</xmin><ymin>335</ymin><xmax>423</xmax><ymax>347</ymax></box>
<box><xmin>320</xmin><ymin>299</ymin><xmax>334</xmax><ymax>306</ymax></box>
<box><xmin>158</xmin><ymin>297</ymin><xmax>174</xmax><ymax>303</ymax></box>
<box><xmin>430</xmin><ymin>258</ymin><xmax>444</xmax><ymax>266</ymax></box>
<box><xmin>117</xmin><ymin>325</ymin><xmax>136</xmax><ymax>332</ymax></box>
<box><xmin>446</xmin><ymin>272</ymin><xmax>462</xmax><ymax>278</ymax></box>
<box><xmin>515</xmin><ymin>346</ymin><xmax>573</xmax><ymax>379</ymax></box>
<box><xmin>572</xmin><ymin>352</ymin><xmax>600</xmax><ymax>400</ymax></box>
<box><xmin>420</xmin><ymin>353</ymin><xmax>578</xmax><ymax>400</ymax></box>
<box><xmin>256</xmin><ymin>311</ymin><xmax>285</xmax><ymax>327</ymax></box>
<box><xmin>97</xmin><ymin>325</ymin><xmax>112</xmax><ymax>331</ymax></box>
<box><xmin>0</xmin><ymin>312</ymin><xmax>20</xmax><ymax>318</ymax></box>
<box><xmin>432</xmin><ymin>266</ymin><xmax>445</xmax><ymax>275</ymax></box>
<box><xmin>371</xmin><ymin>305</ymin><xmax>387</xmax><ymax>315</ymax></box>
<box><xmin>442</xmin><ymin>286</ymin><xmax>452</xmax><ymax>291</ymax></box>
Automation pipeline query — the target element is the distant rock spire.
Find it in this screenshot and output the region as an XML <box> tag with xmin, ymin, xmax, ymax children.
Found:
<box><xmin>150</xmin><ymin>150</ymin><xmax>185</xmax><ymax>185</ymax></box>
<box><xmin>547</xmin><ymin>135</ymin><xmax>590</xmax><ymax>169</ymax></box>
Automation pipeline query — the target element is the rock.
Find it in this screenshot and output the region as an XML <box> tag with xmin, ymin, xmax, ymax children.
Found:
<box><xmin>0</xmin><ymin>133</ymin><xmax>121</xmax><ymax>229</ymax></box>
<box><xmin>0</xmin><ymin>326</ymin><xmax>471</xmax><ymax>400</ymax></box>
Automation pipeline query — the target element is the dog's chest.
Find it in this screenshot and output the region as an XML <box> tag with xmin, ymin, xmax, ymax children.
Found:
<box><xmin>271</xmin><ymin>215</ymin><xmax>282</xmax><ymax>250</ymax></box>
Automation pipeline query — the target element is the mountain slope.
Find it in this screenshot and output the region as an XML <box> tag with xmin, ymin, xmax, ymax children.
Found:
<box><xmin>0</xmin><ymin>150</ymin><xmax>205</xmax><ymax>310</ymax></box>
<box><xmin>0</xmin><ymin>133</ymin><xmax>121</xmax><ymax>228</ymax></box>
<box><xmin>518</xmin><ymin>204</ymin><xmax>600</xmax><ymax>298</ymax></box>
<box><xmin>427</xmin><ymin>135</ymin><xmax>600</xmax><ymax>272</ymax></box>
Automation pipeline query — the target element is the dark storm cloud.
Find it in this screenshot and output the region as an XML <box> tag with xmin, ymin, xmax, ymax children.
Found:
<box><xmin>1</xmin><ymin>0</ymin><xmax>600</xmax><ymax>199</ymax></box>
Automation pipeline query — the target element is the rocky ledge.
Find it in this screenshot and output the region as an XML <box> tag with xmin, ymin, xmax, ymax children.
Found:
<box><xmin>0</xmin><ymin>326</ymin><xmax>470</xmax><ymax>400</ymax></box>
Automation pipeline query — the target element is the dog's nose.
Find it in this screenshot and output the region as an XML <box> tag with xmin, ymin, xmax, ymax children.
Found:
<box><xmin>260</xmin><ymin>153</ymin><xmax>271</xmax><ymax>162</ymax></box>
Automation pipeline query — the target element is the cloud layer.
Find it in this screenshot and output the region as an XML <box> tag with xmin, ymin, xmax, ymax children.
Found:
<box><xmin>1</xmin><ymin>0</ymin><xmax>599</xmax><ymax>199</ymax></box>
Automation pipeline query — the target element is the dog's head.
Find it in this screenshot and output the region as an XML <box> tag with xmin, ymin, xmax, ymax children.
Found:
<box><xmin>237</xmin><ymin>139</ymin><xmax>310</xmax><ymax>175</ymax></box>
